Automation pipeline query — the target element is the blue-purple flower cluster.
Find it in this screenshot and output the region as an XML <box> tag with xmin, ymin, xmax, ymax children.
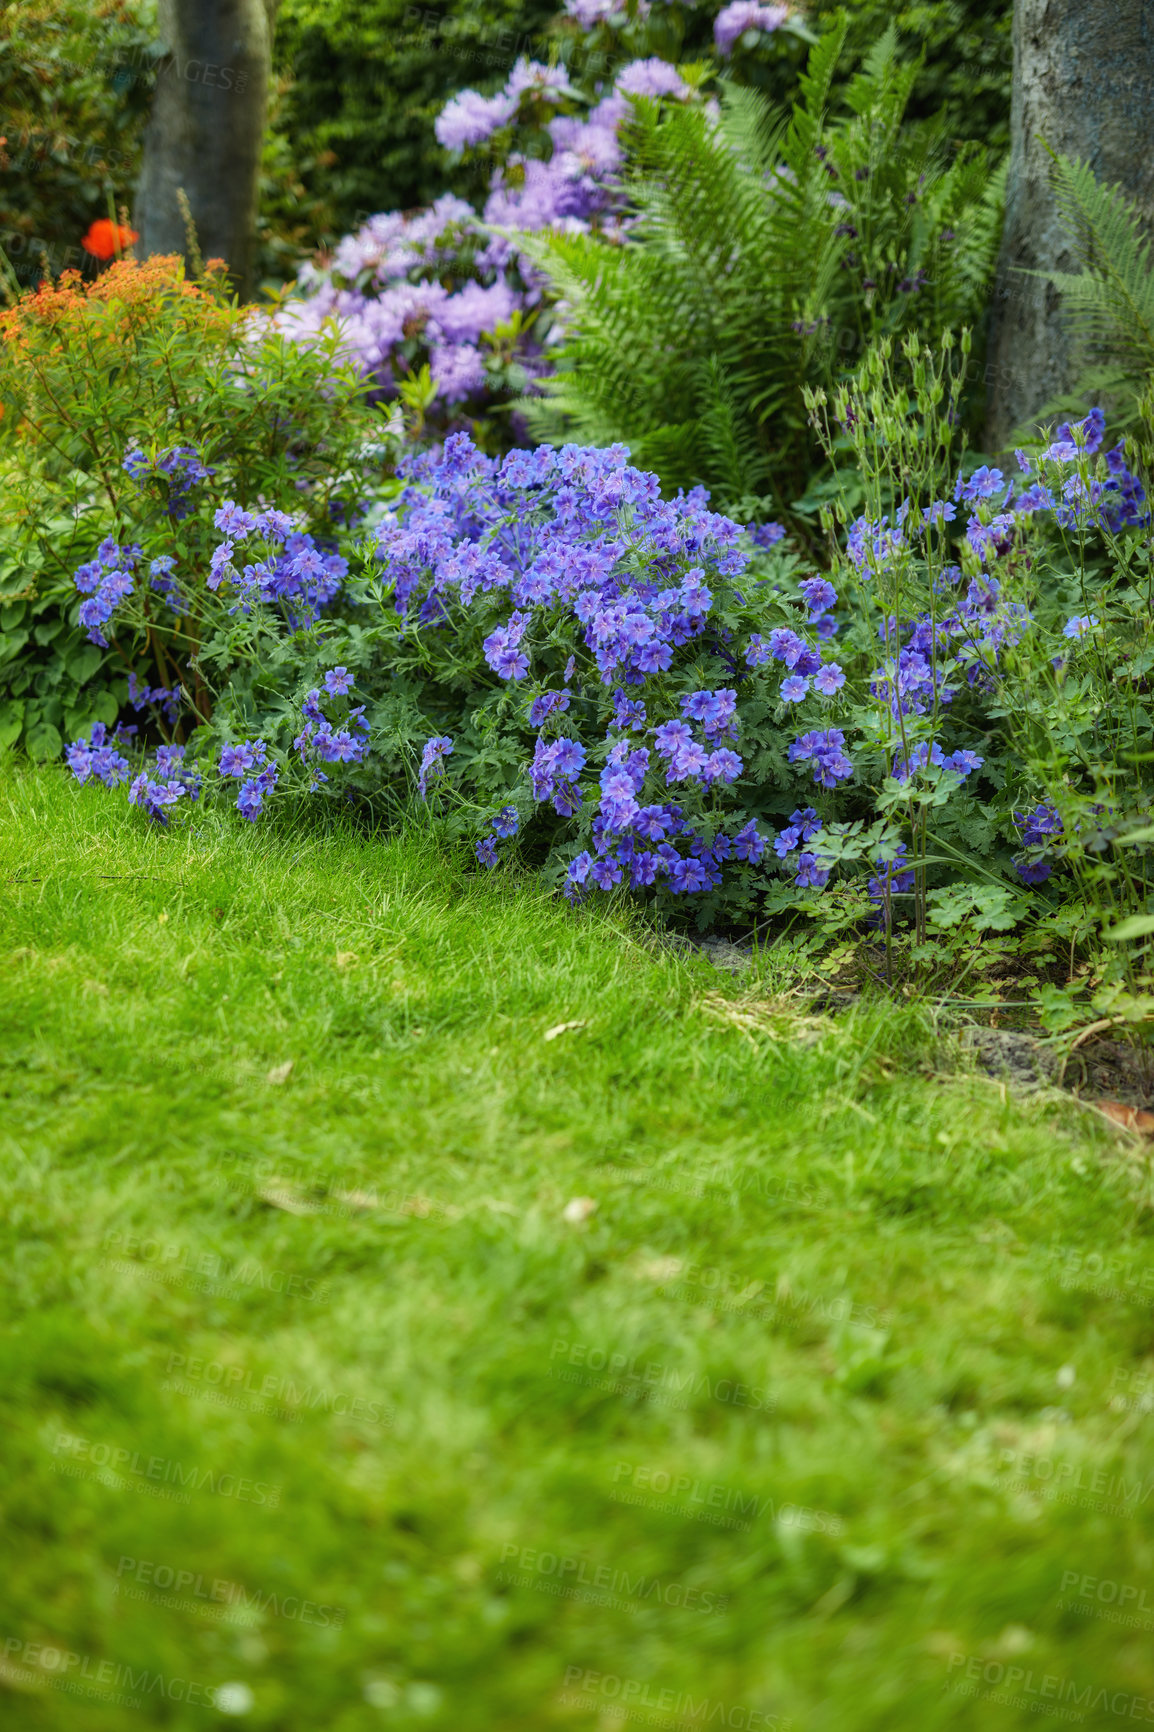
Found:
<box><xmin>1013</xmin><ymin>803</ymin><xmax>1064</xmax><ymax>885</ymax></box>
<box><xmin>123</xmin><ymin>444</ymin><xmax>215</xmax><ymax>520</ymax></box>
<box><xmin>386</xmin><ymin>435</ymin><xmax>792</xmax><ymax>893</ymax></box>
<box><xmin>128</xmin><ymin>743</ymin><xmax>202</xmax><ymax>824</ymax></box>
<box><xmin>74</xmin><ymin>538</ymin><xmax>141</xmax><ymax>647</ymax></box>
<box><xmin>209</xmin><ymin>502</ymin><xmax>348</xmax><ymax>626</ymax></box>
<box><xmin>64</xmin><ymin>722</ymin><xmax>130</xmax><ymax>788</ymax></box>
<box><xmin>217</xmin><ymin>737</ymin><xmax>279</xmax><ymax>821</ymax></box>
<box><xmin>127</xmin><ymin>672</ymin><xmax>182</xmax><ymax>727</ymax></box>
<box><xmin>476</xmin><ymin>804</ymin><xmax>521</xmax><ymax>866</ymax></box>
<box><xmin>293</xmin><ymin>675</ymin><xmax>370</xmax><ymax>789</ymax></box>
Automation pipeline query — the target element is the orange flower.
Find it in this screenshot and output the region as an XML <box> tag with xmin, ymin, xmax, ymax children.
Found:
<box><xmin>81</xmin><ymin>219</ymin><xmax>139</xmax><ymax>260</ymax></box>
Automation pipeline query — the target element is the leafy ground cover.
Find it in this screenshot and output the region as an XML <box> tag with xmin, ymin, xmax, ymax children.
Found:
<box><xmin>2</xmin><ymin>757</ymin><xmax>1154</xmax><ymax>1731</ymax></box>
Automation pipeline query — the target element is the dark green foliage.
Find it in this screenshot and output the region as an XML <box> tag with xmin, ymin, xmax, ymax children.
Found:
<box><xmin>516</xmin><ymin>26</ymin><xmax>1005</xmax><ymax>522</ymax></box>
<box><xmin>265</xmin><ymin>1</ymin><xmax>1012</xmax><ymax>276</ymax></box>
<box><xmin>268</xmin><ymin>0</ymin><xmax>559</xmax><ymax>247</ymax></box>
<box><xmin>812</xmin><ymin>0</ymin><xmax>1013</xmax><ymax>154</ymax></box>
<box><xmin>0</xmin><ymin>0</ymin><xmax>159</xmax><ymax>292</ymax></box>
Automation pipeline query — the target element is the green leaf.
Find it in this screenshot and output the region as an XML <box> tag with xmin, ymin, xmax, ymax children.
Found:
<box><xmin>24</xmin><ymin>720</ymin><xmax>63</xmax><ymax>762</ymax></box>
<box><xmin>67</xmin><ymin>645</ymin><xmax>104</xmax><ymax>684</ymax></box>
<box><xmin>0</xmin><ymin>699</ymin><xmax>25</xmax><ymax>750</ymax></box>
<box><xmin>1105</xmin><ymin>914</ymin><xmax>1154</xmax><ymax>942</ymax></box>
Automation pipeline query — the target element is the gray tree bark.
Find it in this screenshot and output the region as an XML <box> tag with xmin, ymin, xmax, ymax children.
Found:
<box><xmin>134</xmin><ymin>0</ymin><xmax>277</xmax><ymax>301</ymax></box>
<box><xmin>986</xmin><ymin>0</ymin><xmax>1154</xmax><ymax>451</ymax></box>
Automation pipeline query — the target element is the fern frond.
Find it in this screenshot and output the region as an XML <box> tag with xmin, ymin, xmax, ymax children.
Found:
<box><xmin>1024</xmin><ymin>153</ymin><xmax>1154</xmax><ymax>417</ymax></box>
<box><xmin>510</xmin><ymin>24</ymin><xmax>998</xmax><ymax>517</ymax></box>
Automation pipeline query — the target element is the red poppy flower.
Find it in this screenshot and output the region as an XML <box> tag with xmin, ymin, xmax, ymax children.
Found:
<box><xmin>81</xmin><ymin>219</ymin><xmax>139</xmax><ymax>260</ymax></box>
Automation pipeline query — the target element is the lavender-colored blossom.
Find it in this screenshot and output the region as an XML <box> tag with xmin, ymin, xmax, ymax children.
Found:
<box><xmin>435</xmin><ymin>88</ymin><xmax>516</xmax><ymax>151</ymax></box>
<box><xmin>799</xmin><ymin>576</ymin><xmax>837</xmax><ymax>617</ymax></box>
<box><xmin>616</xmin><ymin>58</ymin><xmax>691</xmax><ymax>100</ymax></box>
<box><xmin>788</xmin><ymin>728</ymin><xmax>853</xmax><ymax>788</ymax></box>
<box><xmin>714</xmin><ymin>0</ymin><xmax>790</xmax><ymax>54</ymax></box>
<box><xmin>795</xmin><ymin>851</ymin><xmax>830</xmax><ymax>890</ymax></box>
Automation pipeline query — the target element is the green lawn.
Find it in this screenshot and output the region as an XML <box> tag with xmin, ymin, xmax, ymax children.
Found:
<box><xmin>2</xmin><ymin>759</ymin><xmax>1154</xmax><ymax>1732</ymax></box>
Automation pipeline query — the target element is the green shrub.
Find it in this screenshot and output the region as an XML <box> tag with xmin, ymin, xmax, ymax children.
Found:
<box><xmin>0</xmin><ymin>255</ymin><xmax>397</xmax><ymax>762</ymax></box>
<box><xmin>0</xmin><ymin>0</ymin><xmax>158</xmax><ymax>292</ymax></box>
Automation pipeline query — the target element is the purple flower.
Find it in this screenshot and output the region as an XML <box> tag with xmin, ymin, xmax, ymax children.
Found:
<box><xmin>795</xmin><ymin>852</ymin><xmax>830</xmax><ymax>890</ymax></box>
<box><xmin>1063</xmin><ymin>614</ymin><xmax>1098</xmax><ymax>640</ymax></box>
<box><xmin>475</xmin><ymin>836</ymin><xmax>499</xmax><ymax>868</ymax></box>
<box><xmin>490</xmin><ymin>805</ymin><xmax>520</xmax><ymax>839</ymax></box>
<box><xmin>731</xmin><ymin>821</ymin><xmax>764</xmax><ymax>863</ymax></box>
<box><xmin>1015</xmin><ymin>855</ymin><xmax>1053</xmax><ymax>885</ymax></box>
<box><xmin>748</xmin><ymin>521</ymin><xmax>785</xmax><ymax>548</ymax></box>
<box><xmin>591</xmin><ymin>857</ymin><xmax>623</xmax><ymax>891</ymax></box>
<box><xmin>236</xmin><ymin>777</ymin><xmax>269</xmax><ymax>821</ymax></box>
<box><xmin>214</xmin><ymin>500</ymin><xmax>256</xmax><ymax>539</ymax></box>
<box><xmin>1015</xmin><ymin>804</ymin><xmax>1063</xmax><ymax>848</ymax></box>
<box><xmin>799</xmin><ymin>577</ymin><xmax>837</xmax><ymax>616</ymax></box>
<box><xmin>219</xmin><ymin>740</ymin><xmax>267</xmax><ymax>778</ymax></box>
<box><xmin>418</xmin><ymin>734</ymin><xmax>453</xmax><ymax>797</ymax></box>
<box><xmin>435</xmin><ymin>88</ymin><xmax>516</xmax><ymax>151</ymax></box>
<box><xmin>788</xmin><ymin>729</ymin><xmax>854</xmax><ymax>788</ymax></box>
<box><xmin>957</xmin><ymin>465</ymin><xmax>1005</xmax><ymax>503</ymax></box>
<box><xmin>941</xmin><ymin>749</ymin><xmax>984</xmax><ymax>778</ymax></box>
<box><xmin>616</xmin><ymin>58</ymin><xmax>691</xmax><ymax>100</ymax></box>
<box><xmin>529</xmin><ymin>690</ymin><xmax>571</xmax><ymax>727</ymax></box>
<box><xmin>714</xmin><ymin>0</ymin><xmax>790</xmax><ymax>55</ymax></box>
<box><xmin>324</xmin><ymin>666</ymin><xmax>353</xmax><ymax>696</ymax></box>
<box><xmin>66</xmin><ymin>722</ymin><xmax>130</xmax><ymax>790</ymax></box>
<box><xmin>313</xmin><ymin>727</ymin><xmax>367</xmax><ymax>764</ymax></box>
<box><xmin>702</xmin><ymin>748</ymin><xmax>742</xmax><ymax>785</ymax></box>
<box><xmin>781</xmin><ymin>675</ymin><xmax>810</xmax><ymax>704</ymax></box>
<box><xmin>813</xmin><ymin>662</ymin><xmax>845</xmax><ymax>696</ymax></box>
<box><xmin>128</xmin><ymin>774</ymin><xmax>186</xmax><ymax>825</ymax></box>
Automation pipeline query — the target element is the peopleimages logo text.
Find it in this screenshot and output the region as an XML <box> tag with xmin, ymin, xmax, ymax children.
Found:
<box><xmin>51</xmin><ymin>1433</ymin><xmax>281</xmax><ymax>1507</ymax></box>
<box><xmin>498</xmin><ymin>1545</ymin><xmax>728</xmax><ymax>1614</ymax></box>
<box><xmin>946</xmin><ymin>1653</ymin><xmax>1154</xmax><ymax>1722</ymax></box>
<box><xmin>163</xmin><ymin>1353</ymin><xmax>388</xmax><ymax>1424</ymax></box>
<box><xmin>114</xmin><ymin>1558</ymin><xmax>344</xmax><ymax>1627</ymax></box>
<box><xmin>549</xmin><ymin>1340</ymin><xmax>773</xmax><ymax>1411</ymax></box>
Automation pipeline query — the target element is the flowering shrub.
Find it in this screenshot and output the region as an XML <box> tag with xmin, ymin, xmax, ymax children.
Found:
<box><xmin>64</xmin><ymin>434</ymin><xmax>803</xmax><ymax>922</ymax></box>
<box><xmin>269</xmin><ymin>36</ymin><xmax>714</xmax><ymax>450</ymax></box>
<box><xmin>789</xmin><ymin>334</ymin><xmax>1154</xmax><ymax>992</ymax></box>
<box><xmin>49</xmin><ymin>336</ymin><xmax>1154</xmax><ymax>1005</ymax></box>
<box><xmin>268</xmin><ymin>194</ymin><xmax>540</xmax><ymax>450</ymax></box>
<box><xmin>269</xmin><ymin>0</ymin><xmax>809</xmax><ymax>450</ymax></box>
<box><xmin>0</xmin><ymin>255</ymin><xmax>397</xmax><ymax>761</ymax></box>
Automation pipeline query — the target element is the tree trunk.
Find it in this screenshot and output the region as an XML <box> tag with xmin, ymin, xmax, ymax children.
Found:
<box><xmin>986</xmin><ymin>0</ymin><xmax>1154</xmax><ymax>451</ymax></box>
<box><xmin>134</xmin><ymin>0</ymin><xmax>276</xmax><ymax>301</ymax></box>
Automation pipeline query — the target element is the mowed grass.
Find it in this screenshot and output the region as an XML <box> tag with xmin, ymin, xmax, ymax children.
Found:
<box><xmin>2</xmin><ymin>759</ymin><xmax>1154</xmax><ymax>1732</ymax></box>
